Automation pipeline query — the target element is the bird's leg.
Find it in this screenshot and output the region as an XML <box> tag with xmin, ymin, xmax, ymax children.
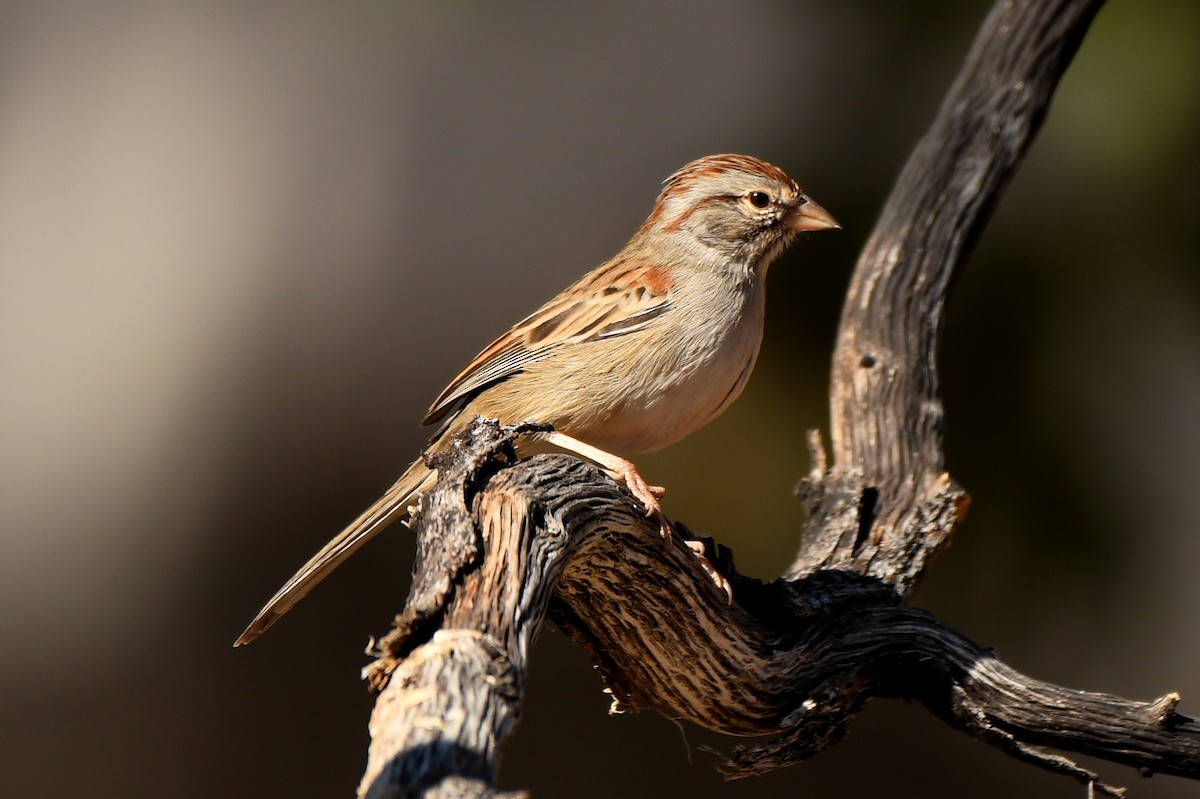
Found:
<box><xmin>544</xmin><ymin>431</ymin><xmax>670</xmax><ymax>536</ymax></box>
<box><xmin>544</xmin><ymin>431</ymin><xmax>732</xmax><ymax>604</ymax></box>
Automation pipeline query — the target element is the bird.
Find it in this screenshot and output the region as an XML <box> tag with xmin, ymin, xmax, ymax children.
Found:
<box><xmin>235</xmin><ymin>154</ymin><xmax>838</xmax><ymax>646</ymax></box>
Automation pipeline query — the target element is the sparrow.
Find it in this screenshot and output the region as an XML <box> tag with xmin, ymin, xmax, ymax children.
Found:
<box><xmin>235</xmin><ymin>154</ymin><xmax>838</xmax><ymax>645</ymax></box>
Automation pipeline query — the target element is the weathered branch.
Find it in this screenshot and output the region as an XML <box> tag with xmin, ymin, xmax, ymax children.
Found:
<box><xmin>353</xmin><ymin>0</ymin><xmax>1200</xmax><ymax>797</ymax></box>
<box><xmin>360</xmin><ymin>426</ymin><xmax>1200</xmax><ymax>798</ymax></box>
<box><xmin>790</xmin><ymin>0</ymin><xmax>1106</xmax><ymax>591</ymax></box>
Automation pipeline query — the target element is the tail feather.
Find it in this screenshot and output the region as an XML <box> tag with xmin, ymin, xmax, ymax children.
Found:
<box><xmin>234</xmin><ymin>459</ymin><xmax>436</xmax><ymax>646</ymax></box>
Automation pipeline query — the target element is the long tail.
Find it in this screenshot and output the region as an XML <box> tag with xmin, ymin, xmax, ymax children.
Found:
<box><xmin>234</xmin><ymin>459</ymin><xmax>437</xmax><ymax>646</ymax></box>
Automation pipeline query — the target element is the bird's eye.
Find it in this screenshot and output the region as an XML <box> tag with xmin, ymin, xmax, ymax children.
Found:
<box><xmin>747</xmin><ymin>191</ymin><xmax>771</xmax><ymax>209</ymax></box>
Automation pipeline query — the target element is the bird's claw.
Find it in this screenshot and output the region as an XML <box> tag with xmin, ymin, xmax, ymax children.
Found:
<box><xmin>603</xmin><ymin>459</ymin><xmax>731</xmax><ymax>603</ymax></box>
<box><xmin>680</xmin><ymin>537</ymin><xmax>734</xmax><ymax>604</ymax></box>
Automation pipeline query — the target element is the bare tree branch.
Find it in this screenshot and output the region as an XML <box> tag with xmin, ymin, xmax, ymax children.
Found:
<box><xmin>791</xmin><ymin>0</ymin><xmax>1107</xmax><ymax>591</ymax></box>
<box><xmin>360</xmin><ymin>426</ymin><xmax>1199</xmax><ymax>798</ymax></box>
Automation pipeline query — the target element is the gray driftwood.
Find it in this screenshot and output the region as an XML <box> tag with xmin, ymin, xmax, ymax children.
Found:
<box><xmin>357</xmin><ymin>1</ymin><xmax>1200</xmax><ymax>797</ymax></box>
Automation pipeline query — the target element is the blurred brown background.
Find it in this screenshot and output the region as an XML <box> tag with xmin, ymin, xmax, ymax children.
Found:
<box><xmin>2</xmin><ymin>1</ymin><xmax>1198</xmax><ymax>796</ymax></box>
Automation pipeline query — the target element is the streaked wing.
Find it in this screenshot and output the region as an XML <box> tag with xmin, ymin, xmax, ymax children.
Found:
<box><xmin>421</xmin><ymin>257</ymin><xmax>674</xmax><ymax>427</ymax></box>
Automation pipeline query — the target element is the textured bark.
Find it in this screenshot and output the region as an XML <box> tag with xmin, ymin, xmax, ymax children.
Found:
<box><xmin>361</xmin><ymin>429</ymin><xmax>1200</xmax><ymax>798</ymax></box>
<box><xmin>789</xmin><ymin>0</ymin><xmax>1108</xmax><ymax>591</ymax></box>
<box><xmin>358</xmin><ymin>422</ymin><xmax>549</xmax><ymax>799</ymax></box>
<box><xmin>357</xmin><ymin>1</ymin><xmax>1200</xmax><ymax>797</ymax></box>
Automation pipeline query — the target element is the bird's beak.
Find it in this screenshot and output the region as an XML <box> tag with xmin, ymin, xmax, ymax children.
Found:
<box><xmin>787</xmin><ymin>196</ymin><xmax>841</xmax><ymax>233</ymax></box>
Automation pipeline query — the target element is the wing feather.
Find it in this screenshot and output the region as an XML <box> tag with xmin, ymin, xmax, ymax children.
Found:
<box><xmin>421</xmin><ymin>259</ymin><xmax>673</xmax><ymax>427</ymax></box>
